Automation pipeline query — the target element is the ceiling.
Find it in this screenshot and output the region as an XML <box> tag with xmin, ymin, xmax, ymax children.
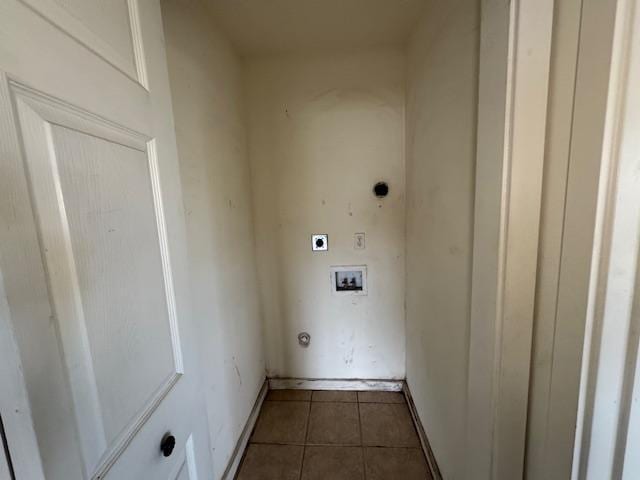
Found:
<box><xmin>204</xmin><ymin>0</ymin><xmax>427</xmax><ymax>57</ymax></box>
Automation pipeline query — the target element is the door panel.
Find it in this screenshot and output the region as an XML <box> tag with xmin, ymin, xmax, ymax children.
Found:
<box><xmin>19</xmin><ymin>0</ymin><xmax>139</xmax><ymax>81</ymax></box>
<box><xmin>0</xmin><ymin>0</ymin><xmax>150</xmax><ymax>135</ymax></box>
<box><xmin>0</xmin><ymin>0</ymin><xmax>209</xmax><ymax>478</ymax></box>
<box><xmin>51</xmin><ymin>126</ymin><xmax>179</xmax><ymax>446</ymax></box>
<box><xmin>12</xmin><ymin>83</ymin><xmax>184</xmax><ymax>476</ymax></box>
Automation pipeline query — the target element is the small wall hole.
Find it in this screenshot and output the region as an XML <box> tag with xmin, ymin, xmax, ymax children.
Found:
<box><xmin>298</xmin><ymin>332</ymin><xmax>311</xmax><ymax>347</ymax></box>
<box><xmin>373</xmin><ymin>181</ymin><xmax>389</xmax><ymax>198</ymax></box>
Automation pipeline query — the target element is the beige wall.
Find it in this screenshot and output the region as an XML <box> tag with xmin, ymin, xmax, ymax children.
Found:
<box><xmin>161</xmin><ymin>1</ymin><xmax>265</xmax><ymax>477</ymax></box>
<box><xmin>245</xmin><ymin>49</ymin><xmax>406</xmax><ymax>379</ymax></box>
<box><xmin>405</xmin><ymin>1</ymin><xmax>479</xmax><ymax>478</ymax></box>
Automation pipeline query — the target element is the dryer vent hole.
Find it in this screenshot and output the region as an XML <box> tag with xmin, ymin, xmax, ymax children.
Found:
<box><xmin>373</xmin><ymin>181</ymin><xmax>389</xmax><ymax>198</ymax></box>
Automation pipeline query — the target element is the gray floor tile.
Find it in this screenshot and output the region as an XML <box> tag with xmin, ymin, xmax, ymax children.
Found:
<box><xmin>237</xmin><ymin>444</ymin><xmax>304</xmax><ymax>480</ymax></box>
<box><xmin>307</xmin><ymin>401</ymin><xmax>361</xmax><ymax>445</ymax></box>
<box><xmin>360</xmin><ymin>403</ymin><xmax>420</xmax><ymax>447</ymax></box>
<box><xmin>251</xmin><ymin>401</ymin><xmax>309</xmax><ymax>444</ymax></box>
<box><xmin>267</xmin><ymin>389</ymin><xmax>312</xmax><ymax>401</ymax></box>
<box><xmin>358</xmin><ymin>391</ymin><xmax>405</xmax><ymax>404</ymax></box>
<box><xmin>301</xmin><ymin>446</ymin><xmax>365</xmax><ymax>480</ymax></box>
<box><xmin>364</xmin><ymin>447</ymin><xmax>432</xmax><ymax>480</ymax></box>
<box><xmin>312</xmin><ymin>390</ymin><xmax>357</xmax><ymax>402</ymax></box>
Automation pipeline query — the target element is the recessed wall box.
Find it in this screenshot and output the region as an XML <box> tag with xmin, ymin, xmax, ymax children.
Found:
<box><xmin>312</xmin><ymin>234</ymin><xmax>328</xmax><ymax>251</ymax></box>
<box><xmin>330</xmin><ymin>265</ymin><xmax>367</xmax><ymax>296</ymax></box>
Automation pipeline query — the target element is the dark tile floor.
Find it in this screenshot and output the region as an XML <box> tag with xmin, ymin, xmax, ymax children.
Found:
<box><xmin>236</xmin><ymin>390</ymin><xmax>433</xmax><ymax>480</ymax></box>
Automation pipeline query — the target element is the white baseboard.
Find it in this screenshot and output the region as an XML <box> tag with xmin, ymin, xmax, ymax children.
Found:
<box><xmin>221</xmin><ymin>379</ymin><xmax>268</xmax><ymax>480</ymax></box>
<box><xmin>267</xmin><ymin>377</ymin><xmax>404</xmax><ymax>392</ymax></box>
<box><xmin>403</xmin><ymin>382</ymin><xmax>443</xmax><ymax>480</ymax></box>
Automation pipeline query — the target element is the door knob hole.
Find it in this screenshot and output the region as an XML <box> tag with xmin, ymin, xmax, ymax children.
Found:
<box><xmin>160</xmin><ymin>433</ymin><xmax>176</xmax><ymax>457</ymax></box>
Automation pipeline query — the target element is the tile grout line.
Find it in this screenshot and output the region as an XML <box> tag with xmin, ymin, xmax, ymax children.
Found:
<box><xmin>298</xmin><ymin>398</ymin><xmax>313</xmax><ymax>480</ymax></box>
<box><xmin>357</xmin><ymin>393</ymin><xmax>368</xmax><ymax>480</ymax></box>
<box><xmin>250</xmin><ymin>440</ymin><xmax>429</xmax><ymax>449</ymax></box>
<box><xmin>250</xmin><ymin>440</ymin><xmax>364</xmax><ymax>447</ymax></box>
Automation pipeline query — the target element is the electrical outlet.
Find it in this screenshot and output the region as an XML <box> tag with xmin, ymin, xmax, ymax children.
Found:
<box><xmin>354</xmin><ymin>232</ymin><xmax>365</xmax><ymax>250</ymax></box>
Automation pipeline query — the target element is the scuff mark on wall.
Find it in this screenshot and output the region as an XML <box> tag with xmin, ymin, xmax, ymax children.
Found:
<box><xmin>344</xmin><ymin>347</ymin><xmax>355</xmax><ymax>365</ymax></box>
<box><xmin>232</xmin><ymin>357</ymin><xmax>243</xmax><ymax>386</ymax></box>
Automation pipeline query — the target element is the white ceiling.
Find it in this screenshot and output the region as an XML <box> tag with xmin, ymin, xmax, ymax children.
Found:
<box><xmin>204</xmin><ymin>0</ymin><xmax>427</xmax><ymax>56</ymax></box>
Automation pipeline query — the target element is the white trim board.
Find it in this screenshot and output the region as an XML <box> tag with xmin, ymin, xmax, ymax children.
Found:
<box><xmin>267</xmin><ymin>378</ymin><xmax>403</xmax><ymax>392</ymax></box>
<box><xmin>403</xmin><ymin>383</ymin><xmax>443</xmax><ymax>480</ymax></box>
<box><xmin>221</xmin><ymin>380</ymin><xmax>268</xmax><ymax>480</ymax></box>
<box><xmin>571</xmin><ymin>0</ymin><xmax>640</xmax><ymax>477</ymax></box>
<box><xmin>466</xmin><ymin>0</ymin><xmax>554</xmax><ymax>478</ymax></box>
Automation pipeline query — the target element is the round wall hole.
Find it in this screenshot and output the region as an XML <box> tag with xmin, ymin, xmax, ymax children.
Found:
<box><xmin>298</xmin><ymin>332</ymin><xmax>311</xmax><ymax>347</ymax></box>
<box><xmin>373</xmin><ymin>181</ymin><xmax>389</xmax><ymax>198</ymax></box>
<box><xmin>315</xmin><ymin>238</ymin><xmax>324</xmax><ymax>248</ymax></box>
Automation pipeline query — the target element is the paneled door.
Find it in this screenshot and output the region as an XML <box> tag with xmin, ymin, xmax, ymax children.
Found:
<box><xmin>0</xmin><ymin>1</ymin><xmax>209</xmax><ymax>479</ymax></box>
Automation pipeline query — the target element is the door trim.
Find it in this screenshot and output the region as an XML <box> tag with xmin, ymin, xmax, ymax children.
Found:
<box><xmin>466</xmin><ymin>0</ymin><xmax>554</xmax><ymax>478</ymax></box>
<box><xmin>572</xmin><ymin>0</ymin><xmax>640</xmax><ymax>476</ymax></box>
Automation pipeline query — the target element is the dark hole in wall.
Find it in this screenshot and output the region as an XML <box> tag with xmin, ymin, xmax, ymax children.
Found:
<box><xmin>373</xmin><ymin>181</ymin><xmax>389</xmax><ymax>198</ymax></box>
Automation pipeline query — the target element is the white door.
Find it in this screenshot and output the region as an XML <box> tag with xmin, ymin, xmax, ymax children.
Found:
<box><xmin>0</xmin><ymin>1</ymin><xmax>209</xmax><ymax>479</ymax></box>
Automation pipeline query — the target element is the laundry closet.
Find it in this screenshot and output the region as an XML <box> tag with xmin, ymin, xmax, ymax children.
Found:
<box><xmin>161</xmin><ymin>1</ymin><xmax>478</xmax><ymax>478</ymax></box>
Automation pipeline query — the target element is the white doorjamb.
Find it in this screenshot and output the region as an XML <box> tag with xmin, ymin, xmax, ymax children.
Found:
<box><xmin>524</xmin><ymin>0</ymin><xmax>622</xmax><ymax>478</ymax></box>
<box><xmin>572</xmin><ymin>0</ymin><xmax>640</xmax><ymax>477</ymax></box>
<box><xmin>466</xmin><ymin>0</ymin><xmax>554</xmax><ymax>479</ymax></box>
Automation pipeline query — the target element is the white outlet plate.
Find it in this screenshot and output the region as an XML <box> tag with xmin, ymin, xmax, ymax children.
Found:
<box><xmin>354</xmin><ymin>232</ymin><xmax>365</xmax><ymax>250</ymax></box>
<box><xmin>312</xmin><ymin>234</ymin><xmax>328</xmax><ymax>251</ymax></box>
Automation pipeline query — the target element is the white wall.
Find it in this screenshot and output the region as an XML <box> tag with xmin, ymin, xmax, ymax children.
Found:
<box><xmin>405</xmin><ymin>1</ymin><xmax>479</xmax><ymax>479</ymax></box>
<box><xmin>245</xmin><ymin>49</ymin><xmax>406</xmax><ymax>380</ymax></box>
<box><xmin>161</xmin><ymin>1</ymin><xmax>265</xmax><ymax>477</ymax></box>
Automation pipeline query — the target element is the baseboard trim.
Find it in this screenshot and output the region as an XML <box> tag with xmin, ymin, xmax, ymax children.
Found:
<box><xmin>221</xmin><ymin>379</ymin><xmax>268</xmax><ymax>480</ymax></box>
<box><xmin>403</xmin><ymin>382</ymin><xmax>443</xmax><ymax>480</ymax></box>
<box><xmin>268</xmin><ymin>377</ymin><xmax>404</xmax><ymax>392</ymax></box>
